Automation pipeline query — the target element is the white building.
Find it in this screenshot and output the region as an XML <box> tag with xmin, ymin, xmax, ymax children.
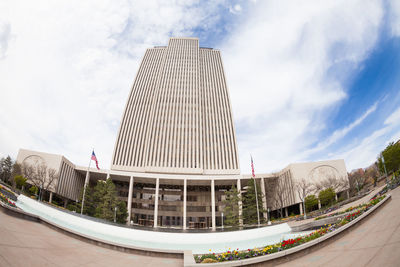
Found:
<box><xmin>16</xmin><ymin>38</ymin><xmax>349</xmax><ymax>229</ymax></box>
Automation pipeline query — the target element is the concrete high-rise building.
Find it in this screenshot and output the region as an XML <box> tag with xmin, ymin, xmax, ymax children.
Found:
<box><xmin>112</xmin><ymin>37</ymin><xmax>239</xmax><ymax>175</ymax></box>
<box><xmin>16</xmin><ymin>37</ymin><xmax>350</xmax><ymax>230</ymax></box>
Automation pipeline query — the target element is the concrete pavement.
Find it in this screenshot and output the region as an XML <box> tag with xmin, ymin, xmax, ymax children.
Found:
<box><xmin>278</xmin><ymin>185</ymin><xmax>400</xmax><ymax>267</ymax></box>
<box><xmin>0</xmin><ymin>211</ymin><xmax>183</xmax><ymax>267</ymax></box>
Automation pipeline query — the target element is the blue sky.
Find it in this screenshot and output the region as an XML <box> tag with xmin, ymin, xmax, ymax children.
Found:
<box><xmin>0</xmin><ymin>0</ymin><xmax>400</xmax><ymax>174</ymax></box>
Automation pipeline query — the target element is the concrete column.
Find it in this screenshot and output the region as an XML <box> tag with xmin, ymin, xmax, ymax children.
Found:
<box><xmin>64</xmin><ymin>199</ymin><xmax>68</xmax><ymax>208</ymax></box>
<box><xmin>106</xmin><ymin>172</ymin><xmax>110</xmax><ymax>180</ymax></box>
<box><xmin>318</xmin><ymin>199</ymin><xmax>321</xmax><ymax>209</ymax></box>
<box><xmin>154</xmin><ymin>178</ymin><xmax>159</xmax><ymax>228</ymax></box>
<box><xmin>49</xmin><ymin>192</ymin><xmax>53</xmax><ymax>203</ymax></box>
<box><xmin>211</xmin><ymin>179</ymin><xmax>216</xmax><ymax>231</ymax></box>
<box><xmin>347</xmin><ymin>190</ymin><xmax>350</xmax><ymax>199</ymax></box>
<box><xmin>237</xmin><ymin>179</ymin><xmax>243</xmax><ymax>226</ymax></box>
<box><xmin>260</xmin><ymin>178</ymin><xmax>268</xmax><ymax>221</ymax></box>
<box><xmin>285</xmin><ymin>207</ymin><xmax>288</xmax><ymax>217</ymax></box>
<box><xmin>183</xmin><ymin>178</ymin><xmax>187</xmax><ymax>230</ymax></box>
<box><xmin>299</xmin><ymin>202</ymin><xmax>303</xmax><ymax>215</ymax></box>
<box><xmin>127</xmin><ymin>176</ymin><xmax>134</xmax><ymax>225</ymax></box>
<box><xmin>335</xmin><ymin>194</ymin><xmax>338</xmax><ymax>202</ymax></box>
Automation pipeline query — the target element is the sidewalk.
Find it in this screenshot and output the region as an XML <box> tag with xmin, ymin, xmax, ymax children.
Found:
<box><xmin>278</xmin><ymin>185</ymin><xmax>400</xmax><ymax>267</ymax></box>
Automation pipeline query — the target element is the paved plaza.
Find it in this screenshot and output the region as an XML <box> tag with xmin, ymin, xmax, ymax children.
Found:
<box><xmin>0</xmin><ymin>211</ymin><xmax>182</xmax><ymax>267</ymax></box>
<box><xmin>1</xmin><ymin>186</ymin><xmax>399</xmax><ymax>267</ymax></box>
<box><xmin>279</xmin><ymin>185</ymin><xmax>400</xmax><ymax>267</ymax></box>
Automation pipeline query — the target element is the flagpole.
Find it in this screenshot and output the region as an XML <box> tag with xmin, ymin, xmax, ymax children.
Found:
<box><xmin>81</xmin><ymin>150</ymin><xmax>93</xmax><ymax>214</ymax></box>
<box><xmin>251</xmin><ymin>155</ymin><xmax>260</xmax><ymax>226</ymax></box>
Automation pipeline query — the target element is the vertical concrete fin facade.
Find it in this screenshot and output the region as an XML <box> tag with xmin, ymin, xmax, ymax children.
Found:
<box><xmin>111</xmin><ymin>37</ymin><xmax>239</xmax><ymax>175</ymax></box>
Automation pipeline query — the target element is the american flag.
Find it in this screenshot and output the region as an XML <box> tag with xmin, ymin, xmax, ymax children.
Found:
<box><xmin>91</xmin><ymin>151</ymin><xmax>100</xmax><ymax>170</ymax></box>
<box><xmin>251</xmin><ymin>156</ymin><xmax>255</xmax><ymax>178</ymax></box>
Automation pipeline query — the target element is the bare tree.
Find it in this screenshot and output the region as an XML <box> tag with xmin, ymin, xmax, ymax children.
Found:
<box><xmin>366</xmin><ymin>167</ymin><xmax>379</xmax><ymax>187</ymax></box>
<box><xmin>271</xmin><ymin>176</ymin><xmax>292</xmax><ymax>218</ymax></box>
<box><xmin>295</xmin><ymin>178</ymin><xmax>313</xmax><ymax>219</ymax></box>
<box><xmin>313</xmin><ymin>174</ymin><xmax>349</xmax><ymax>194</ymax></box>
<box><xmin>22</xmin><ymin>162</ymin><xmax>58</xmax><ymax>200</ymax></box>
<box><xmin>348</xmin><ymin>170</ymin><xmax>366</xmax><ymax>195</ymax></box>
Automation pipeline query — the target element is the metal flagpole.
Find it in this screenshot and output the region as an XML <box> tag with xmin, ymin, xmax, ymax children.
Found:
<box><xmin>251</xmin><ymin>155</ymin><xmax>260</xmax><ymax>226</ymax></box>
<box><xmin>81</xmin><ymin>150</ymin><xmax>93</xmax><ymax>214</ymax></box>
<box><xmin>382</xmin><ymin>153</ymin><xmax>389</xmax><ymax>189</ymax></box>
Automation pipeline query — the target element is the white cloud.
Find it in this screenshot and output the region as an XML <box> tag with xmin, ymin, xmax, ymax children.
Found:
<box><xmin>0</xmin><ymin>21</ymin><xmax>11</xmax><ymax>59</ymax></box>
<box><xmin>229</xmin><ymin>4</ymin><xmax>242</xmax><ymax>14</ymax></box>
<box><xmin>388</xmin><ymin>0</ymin><xmax>400</xmax><ymax>36</ymax></box>
<box><xmin>384</xmin><ymin>106</ymin><xmax>400</xmax><ymax>125</ymax></box>
<box><xmin>222</xmin><ymin>0</ymin><xmax>384</xmax><ymax>173</ymax></box>
<box><xmin>0</xmin><ymin>0</ymin><xmax>398</xmax><ymax>176</ymax></box>
<box><xmin>332</xmin><ymin>121</ymin><xmax>400</xmax><ymax>172</ymax></box>
<box><xmin>0</xmin><ymin>0</ymin><xmax>229</xmax><ymax>164</ymax></box>
<box><xmin>303</xmin><ymin>102</ymin><xmax>378</xmax><ymax>156</ymax></box>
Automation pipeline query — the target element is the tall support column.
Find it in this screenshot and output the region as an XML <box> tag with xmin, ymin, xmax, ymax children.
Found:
<box><xmin>285</xmin><ymin>207</ymin><xmax>288</xmax><ymax>217</ymax></box>
<box><xmin>211</xmin><ymin>179</ymin><xmax>216</xmax><ymax>231</ymax></box>
<box><xmin>183</xmin><ymin>178</ymin><xmax>187</xmax><ymax>230</ymax></box>
<box><xmin>335</xmin><ymin>194</ymin><xmax>338</xmax><ymax>202</ymax></box>
<box><xmin>260</xmin><ymin>178</ymin><xmax>268</xmax><ymax>221</ymax></box>
<box><xmin>154</xmin><ymin>178</ymin><xmax>159</xmax><ymax>228</ymax></box>
<box><xmin>127</xmin><ymin>176</ymin><xmax>134</xmax><ymax>225</ymax></box>
<box><xmin>237</xmin><ymin>179</ymin><xmax>243</xmax><ymax>226</ymax></box>
<box><xmin>347</xmin><ymin>190</ymin><xmax>350</xmax><ymax>199</ymax></box>
<box><xmin>318</xmin><ymin>199</ymin><xmax>321</xmax><ymax>209</ymax></box>
<box><xmin>49</xmin><ymin>192</ymin><xmax>53</xmax><ymax>203</ymax></box>
<box><xmin>299</xmin><ymin>202</ymin><xmax>303</xmax><ymax>215</ymax></box>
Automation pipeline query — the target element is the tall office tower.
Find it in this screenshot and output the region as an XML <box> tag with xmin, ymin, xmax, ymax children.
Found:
<box><xmin>112</xmin><ymin>37</ymin><xmax>240</xmax><ymax>175</ymax></box>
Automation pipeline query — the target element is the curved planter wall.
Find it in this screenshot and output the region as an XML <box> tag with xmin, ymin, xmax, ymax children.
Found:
<box><xmin>184</xmin><ymin>194</ymin><xmax>392</xmax><ymax>266</ymax></box>
<box><xmin>14</xmin><ymin>195</ymin><xmax>293</xmax><ymax>254</ymax></box>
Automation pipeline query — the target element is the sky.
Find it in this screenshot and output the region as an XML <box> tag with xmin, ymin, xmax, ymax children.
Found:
<box><xmin>1</xmin><ymin>0</ymin><xmax>400</xmax><ymax>174</ymax></box>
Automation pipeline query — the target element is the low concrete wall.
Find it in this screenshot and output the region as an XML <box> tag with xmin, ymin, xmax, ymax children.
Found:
<box><xmin>0</xmin><ymin>201</ymin><xmax>40</xmax><ymax>222</ymax></box>
<box><xmin>185</xmin><ymin>194</ymin><xmax>392</xmax><ymax>266</ymax></box>
<box><xmin>17</xmin><ymin>194</ymin><xmax>294</xmax><ymax>255</ymax></box>
<box><xmin>291</xmin><ymin>211</ymin><xmax>355</xmax><ymax>232</ymax></box>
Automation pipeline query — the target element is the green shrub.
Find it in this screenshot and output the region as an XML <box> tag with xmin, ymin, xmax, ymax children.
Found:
<box><xmin>318</xmin><ymin>188</ymin><xmax>336</xmax><ymax>207</ymax></box>
<box><xmin>305</xmin><ymin>195</ymin><xmax>318</xmax><ymax>212</ymax></box>
<box><xmin>13</xmin><ymin>175</ymin><xmax>27</xmax><ymax>189</ymax></box>
<box><xmin>29</xmin><ymin>185</ymin><xmax>38</xmax><ymax>196</ymax></box>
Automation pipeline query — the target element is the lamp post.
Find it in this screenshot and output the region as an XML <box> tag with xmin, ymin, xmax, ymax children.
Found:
<box><xmin>302</xmin><ymin>198</ymin><xmax>307</xmax><ymax>220</ymax></box>
<box><xmin>114</xmin><ymin>206</ymin><xmax>117</xmax><ymax>223</ymax></box>
<box><xmin>267</xmin><ymin>208</ymin><xmax>271</xmax><ymax>225</ymax></box>
<box><xmin>221</xmin><ymin>212</ymin><xmax>224</xmax><ymax>229</ymax></box>
<box><xmin>382</xmin><ymin>153</ymin><xmax>389</xmax><ymax>190</ymax></box>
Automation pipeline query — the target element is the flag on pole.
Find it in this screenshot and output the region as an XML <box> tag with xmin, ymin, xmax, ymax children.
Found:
<box><xmin>251</xmin><ymin>156</ymin><xmax>255</xmax><ymax>178</ymax></box>
<box><xmin>91</xmin><ymin>151</ymin><xmax>100</xmax><ymax>170</ymax></box>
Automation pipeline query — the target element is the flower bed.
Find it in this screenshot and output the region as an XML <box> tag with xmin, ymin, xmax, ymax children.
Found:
<box><xmin>194</xmin><ymin>195</ymin><xmax>386</xmax><ymax>264</ymax></box>
<box><xmin>0</xmin><ymin>191</ymin><xmax>17</xmax><ymax>208</ymax></box>
<box><xmin>314</xmin><ymin>194</ymin><xmax>386</xmax><ymax>221</ymax></box>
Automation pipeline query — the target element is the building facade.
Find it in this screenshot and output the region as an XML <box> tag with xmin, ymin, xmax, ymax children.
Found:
<box><xmin>16</xmin><ymin>38</ymin><xmax>349</xmax><ymax>229</ymax></box>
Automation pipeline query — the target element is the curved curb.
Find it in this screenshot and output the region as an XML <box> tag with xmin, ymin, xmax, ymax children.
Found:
<box><xmin>0</xmin><ymin>201</ymin><xmax>184</xmax><ymax>259</ymax></box>
<box><xmin>185</xmin><ymin>194</ymin><xmax>392</xmax><ymax>266</ymax></box>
